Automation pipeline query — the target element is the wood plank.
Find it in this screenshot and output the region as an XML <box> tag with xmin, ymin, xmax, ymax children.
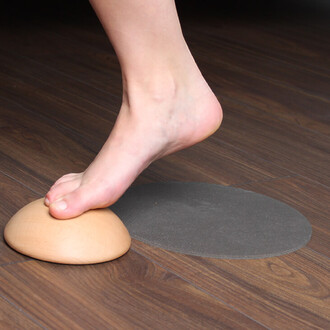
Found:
<box><xmin>131</xmin><ymin>243</ymin><xmax>329</xmax><ymax>329</ymax></box>
<box><xmin>0</xmin><ymin>172</ymin><xmax>37</xmax><ymax>265</ymax></box>
<box><xmin>0</xmin><ymin>296</ymin><xmax>42</xmax><ymax>329</ymax></box>
<box><xmin>0</xmin><ymin>152</ymin><xmax>51</xmax><ymax>194</ymax></box>
<box><xmin>143</xmin><ymin>140</ymin><xmax>292</xmax><ymax>186</ymax></box>
<box><xmin>216</xmin><ymin>98</ymin><xmax>330</xmax><ymax>186</ymax></box>
<box><xmin>0</xmin><ymin>69</ymin><xmax>116</xmax><ymax>151</ymax></box>
<box><xmin>0</xmin><ymin>48</ymin><xmax>121</xmax><ymax>113</ymax></box>
<box><xmin>0</xmin><ymin>97</ymin><xmax>95</xmax><ymax>194</ymax></box>
<box><xmin>188</xmin><ymin>38</ymin><xmax>330</xmax><ymax>136</ymax></box>
<box><xmin>188</xmin><ymin>35</ymin><xmax>330</xmax><ymax>102</ymax></box>
<box><xmin>203</xmin><ymin>64</ymin><xmax>330</xmax><ymax>136</ymax></box>
<box><xmin>0</xmin><ymin>255</ymin><xmax>264</xmax><ymax>329</ymax></box>
<box><xmin>0</xmin><ymin>27</ymin><xmax>121</xmax><ymax>98</ymax></box>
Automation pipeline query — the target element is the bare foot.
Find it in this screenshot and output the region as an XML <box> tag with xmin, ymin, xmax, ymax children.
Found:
<box><xmin>45</xmin><ymin>70</ymin><xmax>222</xmax><ymax>219</ymax></box>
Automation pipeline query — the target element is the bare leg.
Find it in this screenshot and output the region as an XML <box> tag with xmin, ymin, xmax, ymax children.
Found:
<box><xmin>45</xmin><ymin>0</ymin><xmax>222</xmax><ymax>219</ymax></box>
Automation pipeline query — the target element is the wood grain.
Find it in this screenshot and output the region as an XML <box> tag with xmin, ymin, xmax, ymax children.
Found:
<box><xmin>0</xmin><ymin>255</ymin><xmax>263</xmax><ymax>329</ymax></box>
<box><xmin>131</xmin><ymin>242</ymin><xmax>330</xmax><ymax>329</ymax></box>
<box><xmin>0</xmin><ymin>48</ymin><xmax>121</xmax><ymax>119</ymax></box>
<box><xmin>0</xmin><ymin>27</ymin><xmax>122</xmax><ymax>97</ymax></box>
<box><xmin>0</xmin><ymin>172</ymin><xmax>37</xmax><ymax>265</ymax></box>
<box><xmin>217</xmin><ymin>98</ymin><xmax>330</xmax><ymax>186</ymax></box>
<box><xmin>0</xmin><ymin>296</ymin><xmax>42</xmax><ymax>329</ymax></box>
<box><xmin>195</xmin><ymin>50</ymin><xmax>330</xmax><ymax>135</ymax></box>
<box><xmin>0</xmin><ymin>97</ymin><xmax>95</xmax><ymax>194</ymax></box>
<box><xmin>0</xmin><ymin>63</ymin><xmax>117</xmax><ymax>151</ymax></box>
<box><xmin>142</xmin><ymin>138</ymin><xmax>292</xmax><ymax>186</ymax></box>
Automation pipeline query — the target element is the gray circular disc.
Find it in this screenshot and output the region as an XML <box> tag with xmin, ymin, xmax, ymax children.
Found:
<box><xmin>111</xmin><ymin>182</ymin><xmax>312</xmax><ymax>259</ymax></box>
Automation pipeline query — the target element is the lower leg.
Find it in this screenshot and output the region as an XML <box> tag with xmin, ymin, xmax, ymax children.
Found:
<box><xmin>45</xmin><ymin>0</ymin><xmax>222</xmax><ymax>219</ymax></box>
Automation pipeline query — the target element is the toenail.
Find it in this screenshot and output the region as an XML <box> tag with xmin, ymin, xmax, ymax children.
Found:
<box><xmin>52</xmin><ymin>200</ymin><xmax>67</xmax><ymax>211</ymax></box>
<box><xmin>44</xmin><ymin>197</ymin><xmax>50</xmax><ymax>205</ymax></box>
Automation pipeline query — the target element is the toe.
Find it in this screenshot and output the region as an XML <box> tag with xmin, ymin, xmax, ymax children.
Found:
<box><xmin>49</xmin><ymin>185</ymin><xmax>100</xmax><ymax>219</ymax></box>
<box><xmin>46</xmin><ymin>179</ymin><xmax>81</xmax><ymax>205</ymax></box>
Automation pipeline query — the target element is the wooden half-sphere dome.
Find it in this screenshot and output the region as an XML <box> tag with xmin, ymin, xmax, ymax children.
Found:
<box><xmin>4</xmin><ymin>198</ymin><xmax>131</xmax><ymax>264</ymax></box>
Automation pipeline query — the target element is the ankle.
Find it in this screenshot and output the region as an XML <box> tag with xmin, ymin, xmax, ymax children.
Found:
<box><xmin>122</xmin><ymin>49</ymin><xmax>201</xmax><ymax>106</ymax></box>
<box><xmin>123</xmin><ymin>70</ymin><xmax>180</xmax><ymax>107</ymax></box>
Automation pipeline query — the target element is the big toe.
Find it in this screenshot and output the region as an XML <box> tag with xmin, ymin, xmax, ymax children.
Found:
<box><xmin>49</xmin><ymin>185</ymin><xmax>102</xmax><ymax>219</ymax></box>
<box><xmin>45</xmin><ymin>180</ymin><xmax>80</xmax><ymax>206</ymax></box>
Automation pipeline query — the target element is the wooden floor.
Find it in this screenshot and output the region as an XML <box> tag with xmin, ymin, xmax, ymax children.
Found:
<box><xmin>1</xmin><ymin>1</ymin><xmax>329</xmax><ymax>329</ymax></box>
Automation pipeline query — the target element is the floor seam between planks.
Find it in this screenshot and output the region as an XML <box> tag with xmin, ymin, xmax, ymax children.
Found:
<box><xmin>216</xmin><ymin>34</ymin><xmax>330</xmax><ymax>79</ymax></box>
<box><xmin>217</xmin><ymin>139</ymin><xmax>330</xmax><ymax>190</ymax></box>
<box><xmin>0</xmin><ymin>259</ymin><xmax>33</xmax><ymax>268</ymax></box>
<box><xmin>0</xmin><ymin>169</ymin><xmax>42</xmax><ymax>197</ymax></box>
<box><xmin>198</xmin><ymin>49</ymin><xmax>330</xmax><ymax>103</ymax></box>
<box><xmin>303</xmin><ymin>246</ymin><xmax>330</xmax><ymax>261</ymax></box>
<box><xmin>230</xmin><ymin>174</ymin><xmax>300</xmax><ymax>188</ymax></box>
<box><xmin>131</xmin><ymin>248</ymin><xmax>269</xmax><ymax>329</ymax></box>
<box><xmin>1</xmin><ymin>293</ymin><xmax>46</xmax><ymax>329</ymax></box>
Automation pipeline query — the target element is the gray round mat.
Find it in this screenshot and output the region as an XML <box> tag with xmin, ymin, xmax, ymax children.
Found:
<box><xmin>111</xmin><ymin>182</ymin><xmax>312</xmax><ymax>259</ymax></box>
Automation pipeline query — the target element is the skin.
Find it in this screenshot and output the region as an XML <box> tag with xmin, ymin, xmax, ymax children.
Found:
<box><xmin>45</xmin><ymin>0</ymin><xmax>223</xmax><ymax>219</ymax></box>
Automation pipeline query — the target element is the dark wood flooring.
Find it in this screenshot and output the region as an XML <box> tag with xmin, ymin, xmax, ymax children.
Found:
<box><xmin>1</xmin><ymin>1</ymin><xmax>329</xmax><ymax>329</ymax></box>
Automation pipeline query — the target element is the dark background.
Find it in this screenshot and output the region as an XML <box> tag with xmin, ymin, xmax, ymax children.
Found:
<box><xmin>1</xmin><ymin>0</ymin><xmax>330</xmax><ymax>25</ymax></box>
